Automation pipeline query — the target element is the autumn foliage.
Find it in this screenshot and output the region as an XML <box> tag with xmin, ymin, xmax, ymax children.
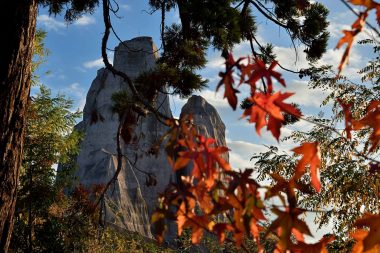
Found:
<box><xmin>152</xmin><ymin>1</ymin><xmax>380</xmax><ymax>252</ymax></box>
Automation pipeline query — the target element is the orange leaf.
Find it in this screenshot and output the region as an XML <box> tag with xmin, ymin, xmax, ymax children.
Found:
<box><xmin>242</xmin><ymin>92</ymin><xmax>301</xmax><ymax>140</ymax></box>
<box><xmin>178</xmin><ymin>135</ymin><xmax>230</xmax><ymax>188</ymax></box>
<box><xmin>189</xmin><ymin>181</ymin><xmax>214</xmax><ymax>214</ymax></box>
<box><xmin>217</xmin><ymin>70</ymin><xmax>240</xmax><ymax>110</ymax></box>
<box><xmin>291</xmin><ymin>235</ymin><xmax>335</xmax><ymax>253</ymax></box>
<box><xmin>338</xmin><ymin>99</ymin><xmax>353</xmax><ymax>139</ymax></box>
<box><xmin>177</xmin><ymin>199</ymin><xmax>211</xmax><ymax>244</ymax></box>
<box><xmin>247</xmin><ymin>59</ymin><xmax>286</xmax><ymax>94</ymax></box>
<box><xmin>292</xmin><ymin>142</ymin><xmax>321</xmax><ymax>192</ymax></box>
<box><xmin>191</xmin><ymin>226</ymin><xmax>204</xmax><ymax>244</ymax></box>
<box><xmin>351</xmin><ymin>213</ymin><xmax>380</xmax><ymax>253</ymax></box>
<box><xmin>349</xmin><ymin>0</ymin><xmax>380</xmax><ymax>25</ymax></box>
<box><xmin>268</xmin><ymin>207</ymin><xmax>312</xmax><ymax>251</ymax></box>
<box><xmin>349</xmin><ymin>0</ymin><xmax>377</xmax><ymax>9</ymax></box>
<box><xmin>268</xmin><ymin>116</ymin><xmax>283</xmax><ymax>141</ymax></box>
<box><xmin>336</xmin><ymin>30</ymin><xmax>357</xmax><ymax>75</ymax></box>
<box><xmin>217</xmin><ymin>53</ymin><xmax>242</xmax><ymax>110</ymax></box>
<box><xmin>352</xmin><ymin>100</ymin><xmax>380</xmax><ymax>152</ymax></box>
<box><xmin>336</xmin><ymin>11</ymin><xmax>368</xmax><ymax>75</ymax></box>
<box><xmin>212</xmin><ymin>223</ymin><xmax>234</xmax><ymax>243</ymax></box>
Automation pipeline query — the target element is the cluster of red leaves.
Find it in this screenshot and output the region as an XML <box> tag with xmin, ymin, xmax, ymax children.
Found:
<box><xmin>152</xmin><ymin>2</ymin><xmax>380</xmax><ymax>251</ymax></box>
<box><xmin>152</xmin><ymin>53</ymin><xmax>380</xmax><ymax>252</ymax></box>
<box><xmin>336</xmin><ymin>0</ymin><xmax>380</xmax><ymax>75</ymax></box>
<box><xmin>218</xmin><ymin>54</ymin><xmax>302</xmax><ymax>141</ymax></box>
<box><xmin>152</xmin><ymin>114</ymin><xmax>331</xmax><ymax>251</ymax></box>
<box><xmin>337</xmin><ymin>99</ymin><xmax>380</xmax><ymax>252</ymax></box>
<box><xmin>339</xmin><ymin>100</ymin><xmax>380</xmax><ymax>152</ymax></box>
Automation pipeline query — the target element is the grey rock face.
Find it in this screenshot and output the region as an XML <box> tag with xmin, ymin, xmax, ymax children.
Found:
<box><xmin>74</xmin><ymin>37</ymin><xmax>228</xmax><ymax>240</ymax></box>
<box><xmin>74</xmin><ymin>37</ymin><xmax>172</xmax><ymax>238</ymax></box>
<box><xmin>180</xmin><ymin>95</ymin><xmax>228</xmax><ymax>161</ymax></box>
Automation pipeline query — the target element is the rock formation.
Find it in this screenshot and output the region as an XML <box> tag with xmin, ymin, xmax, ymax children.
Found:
<box><xmin>74</xmin><ymin>37</ymin><xmax>172</xmax><ymax>238</ymax></box>
<box><xmin>73</xmin><ymin>37</ymin><xmax>228</xmax><ymax>240</ymax></box>
<box><xmin>180</xmin><ymin>95</ymin><xmax>228</xmax><ymax>160</ymax></box>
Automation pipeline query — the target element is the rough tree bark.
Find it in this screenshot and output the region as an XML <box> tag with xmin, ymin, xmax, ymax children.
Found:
<box><xmin>0</xmin><ymin>1</ymin><xmax>38</xmax><ymax>252</ymax></box>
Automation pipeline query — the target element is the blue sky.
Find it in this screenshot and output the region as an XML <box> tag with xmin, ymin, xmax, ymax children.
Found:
<box><xmin>35</xmin><ymin>0</ymin><xmax>377</xmax><ymax>240</ymax></box>
<box><xmin>36</xmin><ymin>0</ymin><xmax>374</xmax><ymax>169</ymax></box>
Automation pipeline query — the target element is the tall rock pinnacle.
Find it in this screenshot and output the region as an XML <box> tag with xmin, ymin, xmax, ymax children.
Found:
<box><xmin>72</xmin><ymin>37</ymin><xmax>228</xmax><ymax>240</ymax></box>
<box><xmin>74</xmin><ymin>37</ymin><xmax>172</xmax><ymax>238</ymax></box>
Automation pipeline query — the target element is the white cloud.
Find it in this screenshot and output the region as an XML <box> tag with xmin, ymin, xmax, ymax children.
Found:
<box><xmin>83</xmin><ymin>58</ymin><xmax>104</xmax><ymax>69</ymax></box>
<box><xmin>83</xmin><ymin>53</ymin><xmax>114</xmax><ymax>69</ymax></box>
<box><xmin>120</xmin><ymin>4</ymin><xmax>131</xmax><ymax>11</ymax></box>
<box><xmin>227</xmin><ymin>139</ymin><xmax>269</xmax><ymax>169</ymax></box>
<box><xmin>228</xmin><ymin>139</ymin><xmax>269</xmax><ymax>154</ymax></box>
<box><xmin>65</xmin><ymin>82</ymin><xmax>85</xmax><ymax>98</ymax></box>
<box><xmin>274</xmin><ymin>46</ymin><xmax>309</xmax><ymax>70</ymax></box>
<box><xmin>286</xmin><ymin>80</ymin><xmax>328</xmax><ymax>108</ymax></box>
<box><xmin>206</xmin><ymin>55</ymin><xmax>225</xmax><ymax>70</ymax></box>
<box><xmin>38</xmin><ymin>15</ymin><xmax>66</xmax><ymax>31</ymax></box>
<box><xmin>194</xmin><ymin>89</ymin><xmax>229</xmax><ymax>109</ymax></box>
<box><xmin>68</xmin><ymin>83</ymin><xmax>86</xmax><ymax>111</ymax></box>
<box><xmin>37</xmin><ymin>14</ymin><xmax>95</xmax><ymax>31</ymax></box>
<box><xmin>305</xmin><ymin>45</ymin><xmax>368</xmax><ymax>78</ymax></box>
<box><xmin>328</xmin><ymin>21</ymin><xmax>351</xmax><ymax>39</ymax></box>
<box><xmin>229</xmin><ymin>152</ymin><xmax>253</xmax><ymax>170</ymax></box>
<box><xmin>74</xmin><ymin>15</ymin><xmax>96</xmax><ymax>26</ymax></box>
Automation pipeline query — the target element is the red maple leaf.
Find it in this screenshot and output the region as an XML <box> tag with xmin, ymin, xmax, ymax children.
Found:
<box><xmin>177</xmin><ymin>201</ymin><xmax>212</xmax><ymax>244</ymax></box>
<box><xmin>217</xmin><ymin>53</ymin><xmax>243</xmax><ymax>110</ymax></box>
<box><xmin>267</xmin><ymin>207</ymin><xmax>312</xmax><ymax>251</ymax></box>
<box><xmin>336</xmin><ymin>11</ymin><xmax>368</xmax><ymax>75</ymax></box>
<box><xmin>247</xmin><ymin>58</ymin><xmax>286</xmax><ymax>94</ymax></box>
<box><xmin>217</xmin><ymin>70</ymin><xmax>240</xmax><ymax>110</ymax></box>
<box><xmin>176</xmin><ymin>135</ymin><xmax>230</xmax><ymax>189</ymax></box>
<box><xmin>239</xmin><ymin>57</ymin><xmax>255</xmax><ymax>85</ymax></box>
<box><xmin>349</xmin><ymin>0</ymin><xmax>378</xmax><ymax>9</ymax></box>
<box><xmin>291</xmin><ymin>235</ymin><xmax>335</xmax><ymax>253</ymax></box>
<box><xmin>212</xmin><ymin>223</ymin><xmax>234</xmax><ymax>244</ymax></box>
<box><xmin>338</xmin><ymin>98</ymin><xmax>353</xmax><ymax>139</ymax></box>
<box><xmin>242</xmin><ymin>92</ymin><xmax>301</xmax><ymax>140</ymax></box>
<box><xmin>351</xmin><ymin>213</ymin><xmax>380</xmax><ymax>253</ymax></box>
<box><xmin>352</xmin><ymin>100</ymin><xmax>380</xmax><ymax>152</ymax></box>
<box><xmin>292</xmin><ymin>142</ymin><xmax>322</xmax><ymax>192</ymax></box>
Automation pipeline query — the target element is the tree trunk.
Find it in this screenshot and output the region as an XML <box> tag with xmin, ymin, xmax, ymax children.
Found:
<box><xmin>0</xmin><ymin>1</ymin><xmax>38</xmax><ymax>252</ymax></box>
